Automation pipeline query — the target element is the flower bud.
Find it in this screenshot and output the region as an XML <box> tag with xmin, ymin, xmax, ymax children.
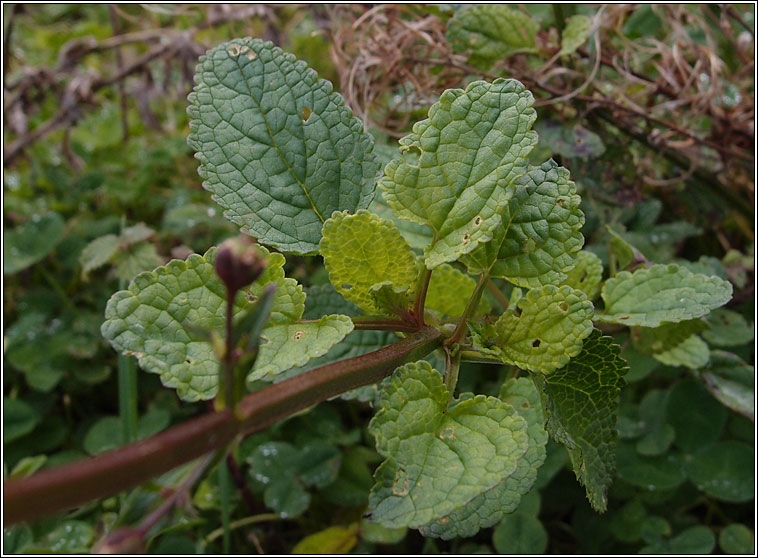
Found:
<box><xmin>215</xmin><ymin>236</ymin><xmax>267</xmax><ymax>292</ymax></box>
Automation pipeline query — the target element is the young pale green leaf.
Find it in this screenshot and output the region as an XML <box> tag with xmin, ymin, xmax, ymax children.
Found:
<box><xmin>419</xmin><ymin>378</ymin><xmax>547</xmax><ymax>539</ymax></box>
<box><xmin>368</xmin><ymin>361</ymin><xmax>530</xmax><ymax>529</ymax></box>
<box><xmin>4</xmin><ymin>212</ymin><xmax>65</xmax><ymax>275</ymax></box>
<box><xmin>447</xmin><ymin>5</ymin><xmax>538</xmax><ymax>68</ymax></box>
<box><xmin>187</xmin><ymin>38</ymin><xmax>379</xmax><ymax>255</ymax></box>
<box><xmin>425</xmin><ymin>262</ymin><xmax>491</xmax><ymax>318</ymax></box>
<box><xmin>493</xmin><ymin>285</ymin><xmax>594</xmax><ymax>374</ymax></box>
<box><xmin>320</xmin><ymin>210</ymin><xmax>418</xmax><ymax>315</ymax></box>
<box><xmin>560</xmin><ymin>250</ymin><xmax>603</xmax><ymax>298</ymax></box>
<box><xmin>533</xmin><ymin>330</ymin><xmax>627</xmax><ymax>512</ymax></box>
<box><xmin>559</xmin><ymin>15</ymin><xmax>592</xmax><ymax>56</ymax></box>
<box><xmin>460</xmin><ymin>160</ymin><xmax>585</xmax><ymax>287</ymax></box>
<box><xmin>652</xmin><ymin>334</ymin><xmax>709</xmax><ymax>369</ymax></box>
<box><xmin>102</xmin><ymin>247</ymin><xmax>352</xmax><ymax>401</ymax></box>
<box><xmin>380</xmin><ymin>79</ymin><xmax>537</xmax><ymax>269</ymax></box>
<box><xmin>597</xmin><ymin>264</ymin><xmax>732</xmax><ymax>327</ymax></box>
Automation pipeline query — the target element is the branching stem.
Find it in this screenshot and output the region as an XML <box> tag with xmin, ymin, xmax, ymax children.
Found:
<box><xmin>413</xmin><ymin>267</ymin><xmax>433</xmax><ymax>326</ymax></box>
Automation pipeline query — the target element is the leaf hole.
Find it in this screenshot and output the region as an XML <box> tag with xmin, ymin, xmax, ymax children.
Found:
<box><xmin>341</xmin><ymin>283</ymin><xmax>353</xmax><ymax>290</ymax></box>
<box><xmin>245</xmin><ymin>290</ymin><xmax>257</xmax><ymax>303</ymax></box>
<box><xmin>260</xmin><ymin>335</ymin><xmax>270</xmax><ymax>345</ymax></box>
<box><xmin>227</xmin><ymin>45</ymin><xmax>242</xmax><ymax>56</ymax></box>
<box><xmin>559</xmin><ymin>301</ymin><xmax>569</xmax><ymax>312</ymax></box>
<box><xmin>520</xmin><ymin>400</ymin><xmax>531</xmax><ymax>410</ymax></box>
<box><xmin>473</xmin><ymin>215</ymin><xmax>483</xmax><ymax>227</ymax></box>
<box><xmin>556</xmin><ymin>197</ymin><xmax>567</xmax><ymax>207</ymax></box>
<box><xmin>461</xmin><ymin>232</ymin><xmax>470</xmax><ymax>247</ymax></box>
<box><xmin>580</xmin><ymin>272</ymin><xmax>588</xmax><ymax>282</ymax></box>
<box><xmin>302</xmin><ymin>106</ymin><xmax>312</xmax><ymax>122</ymax></box>
<box><xmin>293</xmin><ymin>330</ymin><xmax>304</xmax><ymax>341</ymax></box>
<box><xmin>531</xmin><ymin>339</ymin><xmax>542</xmax><ymax>348</ymax></box>
<box><xmin>185</xmin><ymin>359</ymin><xmax>192</xmax><ymax>364</ymax></box>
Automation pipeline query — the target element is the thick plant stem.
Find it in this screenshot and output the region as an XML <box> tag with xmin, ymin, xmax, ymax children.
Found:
<box><xmin>350</xmin><ymin>316</ymin><xmax>419</xmax><ymax>332</ymax></box>
<box><xmin>3</xmin><ymin>327</ymin><xmax>443</xmax><ymax>525</ymax></box>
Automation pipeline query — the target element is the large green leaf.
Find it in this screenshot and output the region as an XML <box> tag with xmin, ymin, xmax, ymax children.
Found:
<box><xmin>102</xmin><ymin>247</ymin><xmax>352</xmax><ymax>401</ymax></box>
<box><xmin>368</xmin><ymin>361</ymin><xmax>530</xmax><ymax>529</ymax></box>
<box><xmin>447</xmin><ymin>5</ymin><xmax>538</xmax><ymax>68</ymax></box>
<box><xmin>380</xmin><ymin>79</ymin><xmax>537</xmax><ymax>269</ymax></box>
<box><xmin>187</xmin><ymin>38</ymin><xmax>379</xmax><ymax>255</ymax></box>
<box><xmin>461</xmin><ymin>160</ymin><xmax>585</xmax><ymax>287</ymax></box>
<box><xmin>320</xmin><ymin>210</ymin><xmax>418</xmax><ymax>315</ymax></box>
<box><xmin>4</xmin><ymin>212</ymin><xmax>65</xmax><ymax>274</ymax></box>
<box><xmin>490</xmin><ymin>285</ymin><xmax>594</xmax><ymax>374</ymax></box>
<box><xmin>419</xmin><ymin>378</ymin><xmax>547</xmax><ymax>539</ymax></box>
<box><xmin>533</xmin><ymin>330</ymin><xmax>627</xmax><ymax>512</ymax></box>
<box><xmin>597</xmin><ymin>264</ymin><xmax>732</xmax><ymax>327</ymax></box>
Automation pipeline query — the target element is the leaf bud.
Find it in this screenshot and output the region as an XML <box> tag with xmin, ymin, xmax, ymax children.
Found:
<box><xmin>215</xmin><ymin>236</ymin><xmax>266</xmax><ymax>292</ymax></box>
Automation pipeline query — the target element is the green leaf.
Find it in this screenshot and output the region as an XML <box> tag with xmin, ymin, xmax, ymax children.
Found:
<box><xmin>292</xmin><ymin>524</ymin><xmax>359</xmax><ymax>554</ymax></box>
<box><xmin>39</xmin><ymin>520</ymin><xmax>95</xmax><ymax>553</ymax></box>
<box><xmin>719</xmin><ymin>524</ymin><xmax>754</xmax><ymax>554</ymax></box>
<box><xmin>598</xmin><ymin>264</ymin><xmax>732</xmax><ymax>327</ymax></box>
<box><xmin>360</xmin><ymin>519</ymin><xmax>407</xmax><ymax>544</ymax></box>
<box><xmin>684</xmin><ymin>441</ymin><xmax>754</xmax><ymax>503</ymax></box>
<box><xmin>606</xmin><ymin>224</ymin><xmax>645</xmax><ymax>270</ymax></box>
<box><xmin>4</xmin><ymin>212</ymin><xmax>65</xmax><ymax>274</ymax></box>
<box><xmin>79</xmin><ymin>234</ymin><xmax>119</xmax><ymax>278</ymax></box>
<box><xmin>461</xmin><ymin>160</ymin><xmax>585</xmax><ymax>287</ymax></box>
<box><xmin>491</xmin><ymin>513</ymin><xmax>548</xmax><ymax>554</ymax></box>
<box><xmin>320</xmin><ymin>210</ymin><xmax>418</xmax><ymax>315</ymax></box>
<box><xmin>559</xmin><ymin>15</ymin><xmax>592</xmax><ymax>56</ymax></box>
<box><xmin>534</xmin><ymin>120</ymin><xmax>605</xmax><ymax>159</ymax></box>
<box><xmin>491</xmin><ymin>285</ymin><xmax>594</xmax><ymax>374</ymax></box>
<box><xmin>84</xmin><ymin>417</ymin><xmax>123</xmax><ymax>455</ymax></box>
<box><xmin>652</xmin><ymin>334</ymin><xmax>709</xmax><ymax>369</ymax></box>
<box><xmin>296</xmin><ymin>441</ymin><xmax>341</xmax><ymax>489</ymax></box>
<box><xmin>3</xmin><ymin>524</ymin><xmax>33</xmax><ymax>554</ymax></box>
<box><xmin>703</xmin><ymin>308</ymin><xmax>754</xmax><ymax>347</ymax></box>
<box><xmin>425</xmin><ymin>263</ymin><xmax>490</xmax><ymax>319</ymax></box>
<box><xmin>112</xmin><ymin>242</ymin><xmax>162</xmax><ymax>283</ymax></box>
<box><xmin>447</xmin><ymin>5</ymin><xmax>538</xmax><ymax>68</ymax></box>
<box><xmin>641</xmin><ymin>525</ymin><xmax>716</xmax><ymax>554</ymax></box>
<box><xmin>369</xmin><ymin>189</ymin><xmax>434</xmax><ymax>251</ymax></box>
<box><xmin>702</xmin><ymin>370</ymin><xmax>754</xmax><ymax>421</ymax></box>
<box><xmin>615</xmin><ymin>442</ymin><xmax>686</xmax><ymax>491</ymax></box>
<box><xmin>9</xmin><ymin>455</ymin><xmax>47</xmax><ymax>479</ymax></box>
<box><xmin>419</xmin><ymin>377</ymin><xmax>547</xmax><ymax>539</ymax></box>
<box><xmin>666</xmin><ymin>378</ymin><xmax>726</xmax><ymax>452</ymax></box>
<box><xmin>380</xmin><ymin>79</ymin><xmax>537</xmax><ymax>269</ymax></box>
<box><xmin>3</xmin><ymin>398</ymin><xmax>40</xmax><ymax>443</ymax></box>
<box><xmin>561</xmin><ymin>250</ymin><xmax>603</xmax><ymax>299</ymax></box>
<box><xmin>102</xmin><ymin>247</ymin><xmax>352</xmax><ymax>401</ymax></box>
<box><xmin>264</xmin><ymin>478</ymin><xmax>310</xmax><ymax>518</ymax></box>
<box><xmin>534</xmin><ymin>330</ymin><xmax>627</xmax><ymax>511</ymax></box>
<box><xmin>187</xmin><ymin>38</ymin><xmax>379</xmax><ymax>255</ymax></box>
<box><xmin>631</xmin><ymin>319</ymin><xmax>709</xmax><ymax>355</ymax></box>
<box><xmin>368</xmin><ymin>361</ymin><xmax>530</xmax><ymax>529</ymax></box>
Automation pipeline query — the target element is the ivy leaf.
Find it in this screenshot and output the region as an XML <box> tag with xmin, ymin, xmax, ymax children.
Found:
<box><xmin>380</xmin><ymin>79</ymin><xmax>537</xmax><ymax>269</ymax></box>
<box><xmin>461</xmin><ymin>160</ymin><xmax>585</xmax><ymax>287</ymax></box>
<box><xmin>368</xmin><ymin>361</ymin><xmax>530</xmax><ymax>529</ymax></box>
<box><xmin>419</xmin><ymin>378</ymin><xmax>547</xmax><ymax>539</ymax></box>
<box><xmin>425</xmin><ymin>263</ymin><xmax>491</xmax><ymax>318</ymax></box>
<box><xmin>491</xmin><ymin>285</ymin><xmax>594</xmax><ymax>374</ymax></box>
<box><xmin>320</xmin><ymin>210</ymin><xmax>419</xmax><ymax>315</ymax></box>
<box><xmin>533</xmin><ymin>330</ymin><xmax>627</xmax><ymax>512</ymax></box>
<box><xmin>561</xmin><ymin>250</ymin><xmax>603</xmax><ymax>299</ymax></box>
<box><xmin>447</xmin><ymin>5</ymin><xmax>538</xmax><ymax>69</ymax></box>
<box><xmin>559</xmin><ymin>15</ymin><xmax>592</xmax><ymax>56</ymax></box>
<box><xmin>597</xmin><ymin>264</ymin><xmax>732</xmax><ymax>327</ymax></box>
<box><xmin>187</xmin><ymin>38</ymin><xmax>379</xmax><ymax>255</ymax></box>
<box><xmin>102</xmin><ymin>247</ymin><xmax>352</xmax><ymax>401</ymax></box>
<box><xmin>4</xmin><ymin>212</ymin><xmax>65</xmax><ymax>274</ymax></box>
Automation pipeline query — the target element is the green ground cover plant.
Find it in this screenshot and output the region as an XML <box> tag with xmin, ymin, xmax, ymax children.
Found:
<box><xmin>3</xmin><ymin>5</ymin><xmax>754</xmax><ymax>554</ymax></box>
